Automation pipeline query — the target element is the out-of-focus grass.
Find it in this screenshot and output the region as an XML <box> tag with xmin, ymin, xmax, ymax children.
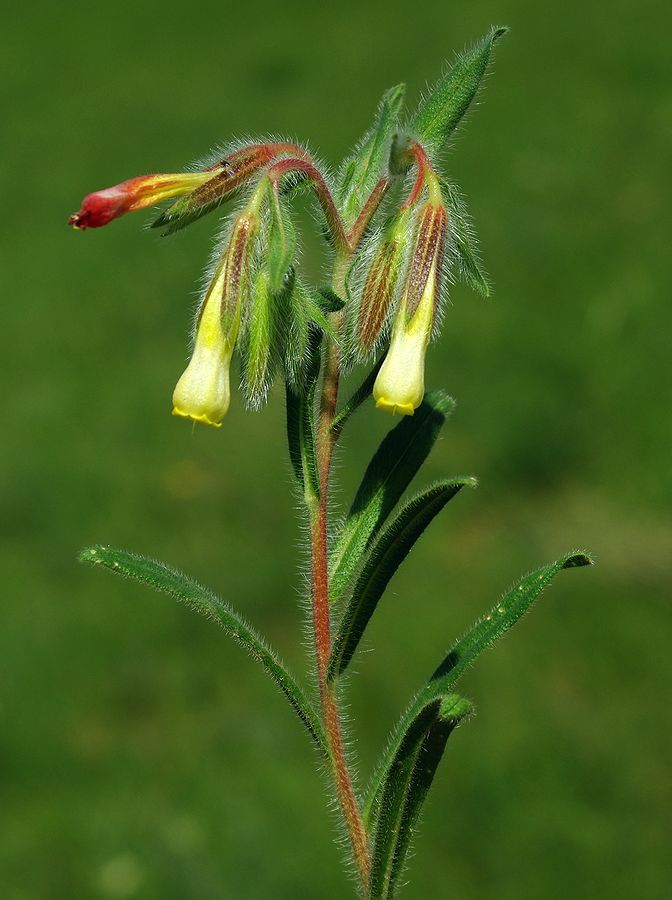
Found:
<box><xmin>1</xmin><ymin>0</ymin><xmax>670</xmax><ymax>897</ymax></box>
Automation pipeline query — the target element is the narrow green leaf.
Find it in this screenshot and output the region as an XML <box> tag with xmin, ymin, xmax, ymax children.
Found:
<box><xmin>329</xmin><ymin>391</ymin><xmax>455</xmax><ymax>603</ymax></box>
<box><xmin>364</xmin><ymin>551</ymin><xmax>593</xmax><ymax>822</ymax></box>
<box><xmin>78</xmin><ymin>545</ymin><xmax>328</xmax><ymax>757</ymax></box>
<box><xmin>328</xmin><ymin>479</ymin><xmax>475</xmax><ymax>681</ymax></box>
<box><xmin>410</xmin><ymin>26</ymin><xmax>507</xmax><ymax>155</ymax></box>
<box><xmin>441</xmin><ymin>179</ymin><xmax>490</xmax><ymax>298</ymax></box>
<box><xmin>330</xmin><ymin>358</ymin><xmax>384</xmax><ymax>438</ymax></box>
<box><xmin>340</xmin><ymin>83</ymin><xmax>406</xmax><ymax>225</ymax></box>
<box><xmin>370</xmin><ymin>695</ymin><xmax>472</xmax><ymax>899</ymax></box>
<box><xmin>286</xmin><ymin>327</ymin><xmax>322</xmax><ymax>501</ymax></box>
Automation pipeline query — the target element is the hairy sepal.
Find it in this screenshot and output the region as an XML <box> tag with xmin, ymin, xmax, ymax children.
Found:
<box><xmin>441</xmin><ymin>178</ymin><xmax>490</xmax><ymax>297</ymax></box>
<box><xmin>339</xmin><ymin>83</ymin><xmax>406</xmax><ymax>227</ymax></box>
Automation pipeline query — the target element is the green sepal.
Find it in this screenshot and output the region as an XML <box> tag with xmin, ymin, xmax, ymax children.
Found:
<box><xmin>409</xmin><ymin>26</ymin><xmax>507</xmax><ymax>155</ymax></box>
<box><xmin>339</xmin><ymin>83</ymin><xmax>406</xmax><ymax>226</ymax></box>
<box><xmin>441</xmin><ymin>178</ymin><xmax>490</xmax><ymax>297</ymax></box>
<box><xmin>268</xmin><ymin>192</ymin><xmax>297</xmax><ymax>293</ymax></box>
<box><xmin>328</xmin><ymin>479</ymin><xmax>475</xmax><ymax>681</ymax></box>
<box><xmin>239</xmin><ymin>268</ymin><xmax>279</xmax><ymax>409</ymax></box>
<box><xmin>328</xmin><ymin>391</ymin><xmax>455</xmax><ymax>603</ymax></box>
<box><xmin>364</xmin><ymin>551</ymin><xmax>593</xmax><ymax>822</ymax></box>
<box><xmin>278</xmin><ymin>269</ymin><xmax>311</xmax><ymax>389</ymax></box>
<box><xmin>150</xmin><ymin>194</ymin><xmax>230</xmax><ymax>236</ymax></box>
<box><xmin>369</xmin><ymin>694</ymin><xmax>473</xmax><ymax>899</ymax></box>
<box><xmin>78</xmin><ymin>545</ymin><xmax>328</xmax><ymax>757</ymax></box>
<box><xmin>286</xmin><ymin>326</ymin><xmax>322</xmax><ymax>501</ymax></box>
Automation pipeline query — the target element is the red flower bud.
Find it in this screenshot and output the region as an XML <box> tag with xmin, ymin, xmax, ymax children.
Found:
<box><xmin>68</xmin><ymin>171</ymin><xmax>214</xmax><ymax>230</ymax></box>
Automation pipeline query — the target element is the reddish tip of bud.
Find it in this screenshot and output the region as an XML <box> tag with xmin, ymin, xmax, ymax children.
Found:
<box><xmin>68</xmin><ymin>185</ymin><xmax>131</xmax><ymax>229</ymax></box>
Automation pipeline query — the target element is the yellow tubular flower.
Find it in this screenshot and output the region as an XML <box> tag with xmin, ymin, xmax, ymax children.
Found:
<box><xmin>373</xmin><ymin>256</ymin><xmax>436</xmax><ymax>416</ymax></box>
<box><xmin>171</xmin><ymin>276</ymin><xmax>237</xmax><ymax>427</ymax></box>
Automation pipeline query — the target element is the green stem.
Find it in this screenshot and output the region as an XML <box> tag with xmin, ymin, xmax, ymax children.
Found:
<box><xmin>310</xmin><ymin>251</ymin><xmax>371</xmax><ymax>892</ymax></box>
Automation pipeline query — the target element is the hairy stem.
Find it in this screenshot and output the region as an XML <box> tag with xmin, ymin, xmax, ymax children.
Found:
<box><xmin>311</xmin><ymin>252</ymin><xmax>371</xmax><ymax>891</ymax></box>
<box><xmin>267</xmin><ymin>157</ymin><xmax>351</xmax><ymax>253</ymax></box>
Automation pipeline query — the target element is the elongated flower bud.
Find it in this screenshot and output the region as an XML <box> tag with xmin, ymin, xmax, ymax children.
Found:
<box><xmin>405</xmin><ymin>203</ymin><xmax>446</xmax><ymax>318</ymax></box>
<box><xmin>172</xmin><ymin>210</ymin><xmax>259</xmax><ymax>426</ymax></box>
<box><xmin>355</xmin><ymin>210</ymin><xmax>410</xmax><ymax>355</ymax></box>
<box><xmin>68</xmin><ymin>172</ymin><xmax>215</xmax><ymax>229</ymax></box>
<box><xmin>373</xmin><ymin>199</ymin><xmax>447</xmax><ymax>416</ymax></box>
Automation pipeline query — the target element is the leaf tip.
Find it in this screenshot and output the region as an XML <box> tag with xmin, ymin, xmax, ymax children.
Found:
<box><xmin>78</xmin><ymin>545</ymin><xmax>105</xmax><ymax>565</ymax></box>
<box><xmin>490</xmin><ymin>25</ymin><xmax>509</xmax><ymax>43</ymax></box>
<box><xmin>424</xmin><ymin>389</ymin><xmax>456</xmax><ymax>416</ymax></box>
<box><xmin>438</xmin><ymin>693</ymin><xmax>474</xmax><ymax>723</ymax></box>
<box><xmin>562</xmin><ymin>552</ymin><xmax>594</xmax><ymax>569</ymax></box>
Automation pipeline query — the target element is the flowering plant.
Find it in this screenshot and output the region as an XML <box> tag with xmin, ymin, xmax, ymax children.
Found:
<box><xmin>72</xmin><ymin>27</ymin><xmax>592</xmax><ymax>898</ymax></box>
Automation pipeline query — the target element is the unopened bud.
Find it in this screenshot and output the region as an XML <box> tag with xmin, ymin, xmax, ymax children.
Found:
<box><xmin>405</xmin><ymin>202</ymin><xmax>446</xmax><ymax>319</ymax></box>
<box><xmin>356</xmin><ymin>211</ymin><xmax>410</xmax><ymax>354</ymax></box>
<box><xmin>155</xmin><ymin>145</ymin><xmax>275</xmax><ymax>234</ymax></box>
<box><xmin>68</xmin><ymin>172</ymin><xmax>214</xmax><ymax>229</ymax></box>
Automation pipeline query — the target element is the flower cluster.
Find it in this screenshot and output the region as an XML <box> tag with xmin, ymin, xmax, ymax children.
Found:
<box><xmin>69</xmin><ymin>135</ymin><xmax>451</xmax><ymax>425</ymax></box>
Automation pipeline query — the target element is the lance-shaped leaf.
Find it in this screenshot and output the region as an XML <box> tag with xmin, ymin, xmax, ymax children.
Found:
<box><xmin>286</xmin><ymin>326</ymin><xmax>322</xmax><ymax>501</ymax></box>
<box><xmin>340</xmin><ymin>83</ymin><xmax>406</xmax><ymax>225</ymax></box>
<box><xmin>369</xmin><ymin>694</ymin><xmax>473</xmax><ymax>899</ymax></box>
<box><xmin>78</xmin><ymin>545</ymin><xmax>328</xmax><ymax>757</ymax></box>
<box><xmin>410</xmin><ymin>26</ymin><xmax>507</xmax><ymax>155</ymax></box>
<box><xmin>328</xmin><ymin>391</ymin><xmax>454</xmax><ymax>603</ymax></box>
<box><xmin>364</xmin><ymin>551</ymin><xmax>593</xmax><ymax>822</ymax></box>
<box><xmin>328</xmin><ymin>479</ymin><xmax>475</xmax><ymax>681</ymax></box>
<box><xmin>441</xmin><ymin>178</ymin><xmax>490</xmax><ymax>297</ymax></box>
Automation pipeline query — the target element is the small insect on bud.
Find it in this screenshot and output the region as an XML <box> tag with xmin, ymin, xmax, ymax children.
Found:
<box><xmin>153</xmin><ymin>145</ymin><xmax>280</xmax><ymax>234</ymax></box>
<box><xmin>373</xmin><ymin>199</ymin><xmax>447</xmax><ymax>416</ymax></box>
<box><xmin>355</xmin><ymin>210</ymin><xmax>410</xmax><ymax>356</ymax></box>
<box><xmin>68</xmin><ymin>172</ymin><xmax>215</xmax><ymax>229</ymax></box>
<box><xmin>172</xmin><ymin>209</ymin><xmax>259</xmax><ymax>427</ymax></box>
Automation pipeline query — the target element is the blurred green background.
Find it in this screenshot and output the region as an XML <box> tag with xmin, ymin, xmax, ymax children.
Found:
<box><xmin>2</xmin><ymin>0</ymin><xmax>670</xmax><ymax>897</ymax></box>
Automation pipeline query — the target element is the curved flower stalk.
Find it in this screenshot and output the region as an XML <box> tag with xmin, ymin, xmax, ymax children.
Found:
<box><xmin>71</xmin><ymin>27</ymin><xmax>594</xmax><ymax>900</ymax></box>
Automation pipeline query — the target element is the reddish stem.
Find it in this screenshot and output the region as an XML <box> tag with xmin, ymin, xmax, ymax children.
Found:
<box><xmin>348</xmin><ymin>176</ymin><xmax>390</xmax><ymax>247</ymax></box>
<box><xmin>309</xmin><ymin>256</ymin><xmax>371</xmax><ymax>889</ymax></box>
<box><xmin>268</xmin><ymin>157</ymin><xmax>351</xmax><ymax>252</ymax></box>
<box><xmin>401</xmin><ymin>141</ymin><xmax>434</xmax><ymax>209</ymax></box>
